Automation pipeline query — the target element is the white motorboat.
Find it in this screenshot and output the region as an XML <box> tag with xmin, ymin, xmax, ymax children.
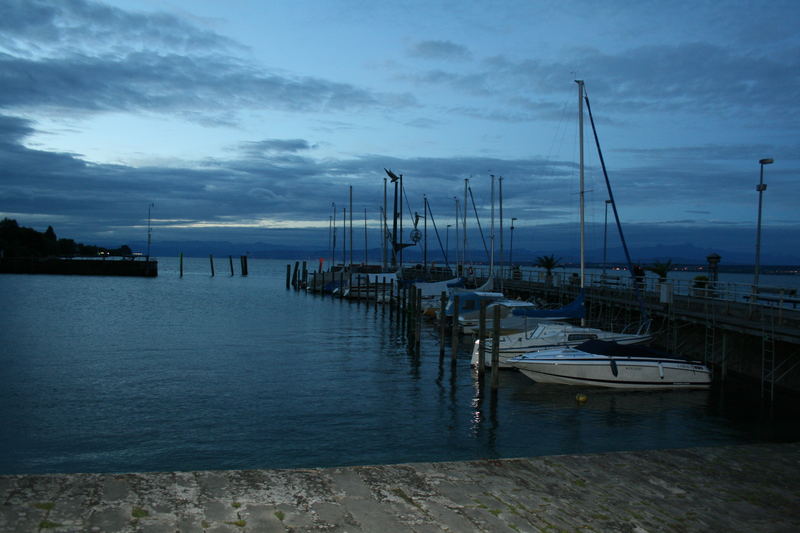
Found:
<box><xmin>470</xmin><ymin>321</ymin><xmax>652</xmax><ymax>368</ymax></box>
<box><xmin>509</xmin><ymin>340</ymin><xmax>711</xmax><ymax>389</ymax></box>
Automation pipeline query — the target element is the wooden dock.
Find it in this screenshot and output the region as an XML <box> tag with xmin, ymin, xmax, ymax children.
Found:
<box><xmin>302</xmin><ymin>267</ymin><xmax>800</xmax><ymax>396</ymax></box>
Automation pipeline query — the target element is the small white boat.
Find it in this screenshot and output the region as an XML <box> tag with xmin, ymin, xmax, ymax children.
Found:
<box><xmin>471</xmin><ymin>321</ymin><xmax>652</xmax><ymax>368</ymax></box>
<box><xmin>509</xmin><ymin>340</ymin><xmax>711</xmax><ymax>389</ymax></box>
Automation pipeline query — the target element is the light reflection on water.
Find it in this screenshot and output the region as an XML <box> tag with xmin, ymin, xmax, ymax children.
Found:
<box><xmin>0</xmin><ymin>258</ymin><xmax>797</xmax><ymax>475</ymax></box>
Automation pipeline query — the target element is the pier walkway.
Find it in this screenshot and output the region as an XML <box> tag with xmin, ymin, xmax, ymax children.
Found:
<box><xmin>2</xmin><ymin>442</ymin><xmax>798</xmax><ymax>532</ymax></box>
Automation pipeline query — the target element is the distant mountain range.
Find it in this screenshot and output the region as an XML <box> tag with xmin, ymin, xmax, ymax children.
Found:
<box><xmin>127</xmin><ymin>239</ymin><xmax>800</xmax><ymax>267</ymax></box>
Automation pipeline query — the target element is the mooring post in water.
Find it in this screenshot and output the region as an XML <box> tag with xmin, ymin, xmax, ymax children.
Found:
<box><xmin>388</xmin><ymin>279</ymin><xmax>394</xmax><ymax>318</ymax></box>
<box><xmin>209</xmin><ymin>254</ymin><xmax>215</xmax><ymax>277</ymax></box>
<box><xmin>302</xmin><ymin>261</ymin><xmax>307</xmax><ymax>287</ymax></box>
<box><xmin>478</xmin><ymin>300</ymin><xmax>488</xmax><ymax>375</ymax></box>
<box><xmin>229</xmin><ymin>255</ymin><xmax>234</xmax><ymax>276</ymax></box>
<box><xmin>286</xmin><ymin>264</ymin><xmax>291</xmax><ymax>288</ymax></box>
<box><xmin>415</xmin><ymin>288</ymin><xmax>423</xmax><ymax>352</ymax></box>
<box><xmin>179</xmin><ymin>252</ymin><xmax>184</xmax><ymax>278</ymax></box>
<box><xmin>491</xmin><ymin>305</ymin><xmax>501</xmax><ymax>390</ymax></box>
<box><xmin>292</xmin><ymin>261</ymin><xmax>300</xmax><ymax>290</ymax></box>
<box><xmin>451</xmin><ymin>294</ymin><xmax>460</xmax><ymax>361</ymax></box>
<box><xmin>439</xmin><ymin>291</ymin><xmax>447</xmax><ymax>357</ymax></box>
<box><xmin>339</xmin><ymin>270</ymin><xmax>344</xmax><ymax>298</ymax></box>
<box><xmin>406</xmin><ymin>285</ymin><xmax>413</xmax><ymax>339</ymax></box>
<box><xmin>356</xmin><ymin>274</ymin><xmax>362</xmax><ymax>304</ymax></box>
<box><xmin>241</xmin><ymin>255</ymin><xmax>248</xmax><ymax>276</ymax></box>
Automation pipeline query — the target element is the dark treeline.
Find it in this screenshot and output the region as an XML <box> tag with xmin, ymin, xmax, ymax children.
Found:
<box><xmin>0</xmin><ymin>218</ymin><xmax>132</xmax><ymax>258</ymax></box>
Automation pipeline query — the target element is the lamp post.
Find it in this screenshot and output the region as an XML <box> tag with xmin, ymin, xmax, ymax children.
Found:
<box><xmin>146</xmin><ymin>203</ymin><xmax>154</xmax><ymax>261</ymax></box>
<box><xmin>753</xmin><ymin>158</ymin><xmax>774</xmax><ymax>289</ymax></box>
<box><xmin>509</xmin><ymin>217</ymin><xmax>517</xmax><ymax>267</ymax></box>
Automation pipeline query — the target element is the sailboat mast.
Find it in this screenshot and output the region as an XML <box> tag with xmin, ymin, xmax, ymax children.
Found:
<box><xmin>499</xmin><ymin>176</ymin><xmax>504</xmax><ymax>286</ymax></box>
<box><xmin>490</xmin><ymin>174</ymin><xmax>495</xmax><ymax>278</ymax></box>
<box><xmin>383</xmin><ymin>178</ymin><xmax>387</xmax><ymax>271</ymax></box>
<box><xmin>349</xmin><ymin>185</ymin><xmax>353</xmax><ymax>268</ymax></box>
<box><xmin>576</xmin><ymin>79</ymin><xmax>586</xmax><ymax>327</ymax></box>
<box><xmin>463</xmin><ymin>178</ymin><xmax>468</xmax><ymax>270</ymax></box>
<box><xmin>576</xmin><ymin>80</ymin><xmax>585</xmax><ymax>290</ymax></box>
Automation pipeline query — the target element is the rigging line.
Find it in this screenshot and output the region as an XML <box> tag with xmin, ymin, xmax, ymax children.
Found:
<box><xmin>583</xmin><ymin>89</ymin><xmax>650</xmax><ymax>327</ymax></box>
<box><xmin>402</xmin><ymin>181</ymin><xmax>415</xmax><ymax>228</ymax></box>
<box><xmin>467</xmin><ymin>186</ymin><xmax>491</xmax><ymax>262</ymax></box>
<box><xmin>426</xmin><ymin>200</ymin><xmax>449</xmax><ymax>270</ymax></box>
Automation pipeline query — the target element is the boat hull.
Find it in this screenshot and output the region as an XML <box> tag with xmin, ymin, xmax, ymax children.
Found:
<box><xmin>471</xmin><ymin>332</ymin><xmax>653</xmax><ymax>368</ymax></box>
<box><xmin>513</xmin><ymin>357</ymin><xmax>711</xmax><ymax>389</ymax></box>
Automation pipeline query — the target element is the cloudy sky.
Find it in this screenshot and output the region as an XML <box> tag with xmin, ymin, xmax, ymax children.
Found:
<box><xmin>1</xmin><ymin>0</ymin><xmax>798</xmax><ymax>261</ymax></box>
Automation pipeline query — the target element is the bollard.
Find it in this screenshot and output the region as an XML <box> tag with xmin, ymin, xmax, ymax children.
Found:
<box><xmin>491</xmin><ymin>305</ymin><xmax>501</xmax><ymax>390</ymax></box>
<box><xmin>439</xmin><ymin>291</ymin><xmax>447</xmax><ymax>357</ymax></box>
<box><xmin>451</xmin><ymin>294</ymin><xmax>460</xmax><ymax>361</ymax></box>
<box><xmin>478</xmin><ymin>300</ymin><xmax>487</xmax><ymax>375</ymax></box>
<box><xmin>179</xmin><ymin>252</ymin><xmax>184</xmax><ymax>278</ymax></box>
<box><xmin>209</xmin><ymin>254</ymin><xmax>215</xmax><ymax>277</ymax></box>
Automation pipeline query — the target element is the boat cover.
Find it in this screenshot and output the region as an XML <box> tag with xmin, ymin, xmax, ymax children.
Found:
<box><xmin>511</xmin><ymin>290</ymin><xmax>584</xmax><ymax>319</ymax></box>
<box><xmin>574</xmin><ymin>339</ymin><xmax>679</xmax><ymax>359</ymax></box>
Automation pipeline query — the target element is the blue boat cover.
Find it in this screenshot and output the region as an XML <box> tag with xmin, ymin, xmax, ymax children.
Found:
<box><xmin>574</xmin><ymin>339</ymin><xmax>680</xmax><ymax>360</ymax></box>
<box><xmin>511</xmin><ymin>290</ymin><xmax>585</xmax><ymax>319</ymax></box>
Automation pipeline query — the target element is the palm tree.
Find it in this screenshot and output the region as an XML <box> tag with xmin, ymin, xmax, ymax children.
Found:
<box><xmin>646</xmin><ymin>259</ymin><xmax>673</xmax><ymax>282</ymax></box>
<box><xmin>535</xmin><ymin>254</ymin><xmax>563</xmax><ymax>286</ymax></box>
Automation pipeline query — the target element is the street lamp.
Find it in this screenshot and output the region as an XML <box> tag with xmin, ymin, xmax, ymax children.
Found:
<box><xmin>753</xmin><ymin>158</ymin><xmax>774</xmax><ymax>289</ymax></box>
<box><xmin>509</xmin><ymin>217</ymin><xmax>517</xmax><ymax>268</ymax></box>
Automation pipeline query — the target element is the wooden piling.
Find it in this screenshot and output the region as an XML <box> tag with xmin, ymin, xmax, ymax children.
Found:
<box><xmin>209</xmin><ymin>254</ymin><xmax>215</xmax><ymax>277</ymax></box>
<box><xmin>302</xmin><ymin>261</ymin><xmax>307</xmax><ymax>287</ymax></box>
<box><xmin>415</xmin><ymin>288</ymin><xmax>422</xmax><ymax>351</ymax></box>
<box><xmin>241</xmin><ymin>255</ymin><xmax>248</xmax><ymax>276</ymax></box>
<box><xmin>491</xmin><ymin>305</ymin><xmax>501</xmax><ymax>390</ymax></box>
<box><xmin>389</xmin><ymin>279</ymin><xmax>394</xmax><ymax>318</ymax></box>
<box><xmin>292</xmin><ymin>261</ymin><xmax>300</xmax><ymax>290</ymax></box>
<box><xmin>439</xmin><ymin>291</ymin><xmax>447</xmax><ymax>357</ymax></box>
<box><xmin>179</xmin><ymin>252</ymin><xmax>183</xmax><ymax>278</ymax></box>
<box><xmin>286</xmin><ymin>264</ymin><xmax>291</xmax><ymax>289</ymax></box>
<box><xmin>451</xmin><ymin>294</ymin><xmax>460</xmax><ymax>361</ymax></box>
<box><xmin>478</xmin><ymin>300</ymin><xmax>487</xmax><ymax>375</ymax></box>
<box><xmin>229</xmin><ymin>255</ymin><xmax>234</xmax><ymax>276</ymax></box>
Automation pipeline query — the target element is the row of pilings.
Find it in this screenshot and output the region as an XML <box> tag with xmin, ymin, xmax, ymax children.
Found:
<box><xmin>291</xmin><ymin>265</ymin><xmax>510</xmax><ymax>391</ymax></box>
<box><xmin>293</xmin><ymin>264</ymin><xmax>800</xmax><ymax>399</ymax></box>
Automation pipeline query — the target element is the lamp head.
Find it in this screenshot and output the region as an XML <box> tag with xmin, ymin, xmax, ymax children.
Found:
<box><xmin>759</xmin><ymin>158</ymin><xmax>774</xmax><ymax>165</ymax></box>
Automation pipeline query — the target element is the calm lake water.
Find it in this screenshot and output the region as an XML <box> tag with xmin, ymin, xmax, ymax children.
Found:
<box><xmin>1</xmin><ymin>258</ymin><xmax>798</xmax><ymax>475</ymax></box>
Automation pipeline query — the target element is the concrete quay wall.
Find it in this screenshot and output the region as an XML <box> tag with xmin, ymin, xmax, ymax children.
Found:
<box><xmin>2</xmin><ymin>443</ymin><xmax>799</xmax><ymax>532</ymax></box>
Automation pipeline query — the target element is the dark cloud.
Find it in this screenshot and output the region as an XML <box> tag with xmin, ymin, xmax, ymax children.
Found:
<box><xmin>409</xmin><ymin>40</ymin><xmax>472</xmax><ymax>61</ymax></box>
<box><xmin>0</xmin><ymin>1</ymin><xmax>415</xmax><ymax>122</ymax></box>
<box><xmin>238</xmin><ymin>139</ymin><xmax>316</xmax><ymax>156</ymax></box>
<box><xmin>0</xmin><ymin>0</ymin><xmax>238</xmax><ymax>56</ymax></box>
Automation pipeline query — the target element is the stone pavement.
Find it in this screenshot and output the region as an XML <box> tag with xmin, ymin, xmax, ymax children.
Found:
<box><xmin>1</xmin><ymin>442</ymin><xmax>799</xmax><ymax>532</ymax></box>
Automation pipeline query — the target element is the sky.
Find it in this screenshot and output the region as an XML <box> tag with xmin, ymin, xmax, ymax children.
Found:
<box><xmin>1</xmin><ymin>0</ymin><xmax>798</xmax><ymax>263</ymax></box>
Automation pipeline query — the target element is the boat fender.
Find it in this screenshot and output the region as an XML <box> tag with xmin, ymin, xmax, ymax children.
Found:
<box><xmin>609</xmin><ymin>358</ymin><xmax>618</xmax><ymax>377</ymax></box>
<box><xmin>658</xmin><ymin>362</ymin><xmax>664</xmax><ymax>379</ymax></box>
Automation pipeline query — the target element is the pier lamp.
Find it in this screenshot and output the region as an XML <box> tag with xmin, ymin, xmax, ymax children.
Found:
<box><xmin>753</xmin><ymin>158</ymin><xmax>774</xmax><ymax>289</ymax></box>
<box><xmin>706</xmin><ymin>253</ymin><xmax>720</xmax><ymax>288</ymax></box>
